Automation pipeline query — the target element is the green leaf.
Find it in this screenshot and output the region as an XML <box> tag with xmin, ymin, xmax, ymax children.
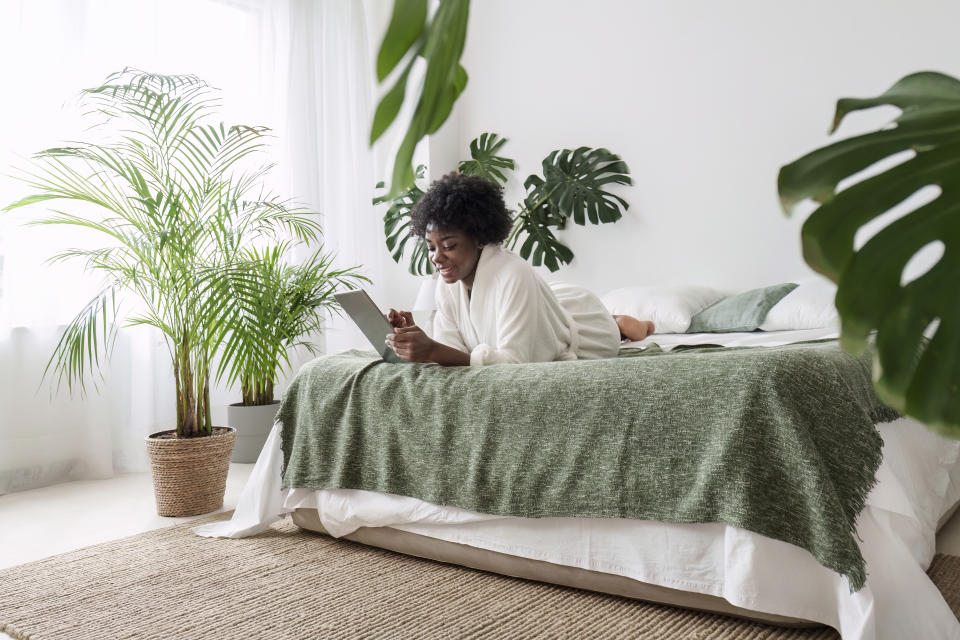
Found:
<box><xmin>376</xmin><ymin>0</ymin><xmax>427</xmax><ymax>82</ymax></box>
<box><xmin>779</xmin><ymin>70</ymin><xmax>960</xmax><ymax>437</ymax></box>
<box><xmin>389</xmin><ymin>128</ymin><xmax>420</xmax><ymax>201</ymax></box>
<box><xmin>375</xmin><ymin>0</ymin><xmax>471</xmax><ymax>197</ymax></box>
<box><xmin>426</xmin><ymin>64</ymin><xmax>468</xmax><ymax>135</ymax></box>
<box><xmin>371</xmin><ymin>67</ymin><xmax>411</xmax><ymax>144</ymax></box>
<box><xmin>2</xmin><ymin>193</ymin><xmax>62</xmax><ymax>211</ymax></box>
<box><xmin>509</xmin><ymin>204</ymin><xmax>576</xmax><ymax>273</ymax></box>
<box><xmin>458</xmin><ymin>132</ymin><xmax>515</xmax><ymax>186</ymax></box>
<box><xmin>510</xmin><ymin>146</ymin><xmax>630</xmax><ymax>271</ymax></box>
<box><xmin>527</xmin><ymin>147</ymin><xmax>631</xmax><ymax>227</ymax></box>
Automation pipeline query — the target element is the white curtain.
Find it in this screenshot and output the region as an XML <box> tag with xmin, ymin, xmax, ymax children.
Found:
<box><xmin>0</xmin><ymin>0</ymin><xmax>415</xmax><ymax>493</ymax></box>
<box><xmin>285</xmin><ymin>0</ymin><xmax>386</xmax><ymax>354</ymax></box>
<box><xmin>283</xmin><ymin>0</ymin><xmax>428</xmax><ymax>352</ymax></box>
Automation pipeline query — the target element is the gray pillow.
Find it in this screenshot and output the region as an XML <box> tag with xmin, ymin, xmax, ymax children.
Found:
<box><xmin>687</xmin><ymin>283</ymin><xmax>798</xmax><ymax>333</ymax></box>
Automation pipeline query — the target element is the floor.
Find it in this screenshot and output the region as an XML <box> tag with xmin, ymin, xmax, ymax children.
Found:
<box><xmin>0</xmin><ymin>464</ymin><xmax>254</xmax><ymax>571</ymax></box>
<box><xmin>1</xmin><ymin>465</ymin><xmax>960</xmax><ymax>639</ymax></box>
<box><xmin>939</xmin><ymin>507</ymin><xmax>960</xmax><ymax>555</ymax></box>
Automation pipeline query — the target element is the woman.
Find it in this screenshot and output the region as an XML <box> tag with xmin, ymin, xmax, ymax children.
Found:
<box><xmin>386</xmin><ymin>172</ymin><xmax>654</xmax><ymax>365</ymax></box>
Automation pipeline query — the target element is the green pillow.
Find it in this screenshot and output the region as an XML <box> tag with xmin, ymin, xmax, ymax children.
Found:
<box><xmin>687</xmin><ymin>283</ymin><xmax>798</xmax><ymax>333</ymax></box>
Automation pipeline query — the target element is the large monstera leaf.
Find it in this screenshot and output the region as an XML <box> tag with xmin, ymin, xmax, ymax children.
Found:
<box><xmin>510</xmin><ymin>147</ymin><xmax>631</xmax><ymax>271</ymax></box>
<box><xmin>779</xmin><ymin>71</ymin><xmax>960</xmax><ymax>438</ymax></box>
<box><xmin>524</xmin><ymin>147</ymin><xmax>632</xmax><ymax>227</ymax></box>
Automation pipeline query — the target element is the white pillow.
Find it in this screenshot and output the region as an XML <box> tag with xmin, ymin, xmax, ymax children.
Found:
<box><xmin>601</xmin><ymin>285</ymin><xmax>727</xmax><ymax>334</ymax></box>
<box><xmin>759</xmin><ymin>277</ymin><xmax>840</xmax><ymax>331</ymax></box>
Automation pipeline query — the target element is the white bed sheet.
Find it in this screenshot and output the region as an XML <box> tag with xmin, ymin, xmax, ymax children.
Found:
<box><xmin>623</xmin><ymin>326</ymin><xmax>841</xmax><ymax>350</ymax></box>
<box><xmin>195</xmin><ymin>331</ymin><xmax>960</xmax><ymax>640</ymax></box>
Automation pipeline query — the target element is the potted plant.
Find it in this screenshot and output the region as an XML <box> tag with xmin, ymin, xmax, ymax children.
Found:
<box><xmin>217</xmin><ymin>244</ymin><xmax>368</xmax><ymax>462</ymax></box>
<box><xmin>2</xmin><ymin>68</ymin><xmax>351</xmax><ymax>515</ymax></box>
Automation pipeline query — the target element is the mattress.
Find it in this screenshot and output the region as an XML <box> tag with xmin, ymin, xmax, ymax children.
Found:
<box><xmin>194</xmin><ymin>329</ymin><xmax>960</xmax><ymax>640</ymax></box>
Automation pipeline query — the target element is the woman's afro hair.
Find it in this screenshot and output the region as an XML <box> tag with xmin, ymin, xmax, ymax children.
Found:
<box><xmin>410</xmin><ymin>172</ymin><xmax>513</xmax><ymax>244</ymax></box>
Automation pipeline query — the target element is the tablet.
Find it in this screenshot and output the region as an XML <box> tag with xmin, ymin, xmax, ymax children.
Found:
<box><xmin>333</xmin><ymin>289</ymin><xmax>404</xmax><ymax>363</ymax></box>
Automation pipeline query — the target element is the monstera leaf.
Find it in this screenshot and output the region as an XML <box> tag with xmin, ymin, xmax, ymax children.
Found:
<box><xmin>524</xmin><ymin>147</ymin><xmax>632</xmax><ymax>227</ymax></box>
<box><xmin>458</xmin><ymin>132</ymin><xmax>515</xmax><ymax>186</ymax></box>
<box><xmin>509</xmin><ymin>147</ymin><xmax>631</xmax><ymax>271</ymax></box>
<box><xmin>371</xmin><ymin>0</ymin><xmax>470</xmax><ymax>198</ymax></box>
<box><xmin>375</xmin><ymin>165</ymin><xmax>432</xmax><ymax>276</ymax></box>
<box><xmin>507</xmin><ymin>202</ymin><xmax>574</xmax><ymax>272</ymax></box>
<box><xmin>779</xmin><ymin>71</ymin><xmax>960</xmax><ymax>438</ymax></box>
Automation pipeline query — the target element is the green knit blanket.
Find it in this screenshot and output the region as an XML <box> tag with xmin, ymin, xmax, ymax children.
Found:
<box><xmin>278</xmin><ymin>340</ymin><xmax>897</xmax><ymax>591</ymax></box>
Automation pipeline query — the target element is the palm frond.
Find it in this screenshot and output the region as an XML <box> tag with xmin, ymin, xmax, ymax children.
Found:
<box><xmin>44</xmin><ymin>286</ymin><xmax>122</xmax><ymax>397</ymax></box>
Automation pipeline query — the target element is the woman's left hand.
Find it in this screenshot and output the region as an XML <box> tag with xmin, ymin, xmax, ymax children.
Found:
<box><xmin>386</xmin><ymin>325</ymin><xmax>436</xmax><ymax>363</ymax></box>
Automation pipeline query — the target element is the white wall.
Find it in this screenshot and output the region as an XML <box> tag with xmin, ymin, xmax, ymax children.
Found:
<box><xmin>427</xmin><ymin>0</ymin><xmax>960</xmax><ymax>296</ymax></box>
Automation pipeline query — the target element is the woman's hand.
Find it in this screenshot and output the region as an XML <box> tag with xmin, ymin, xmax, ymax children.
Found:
<box><xmin>386</xmin><ymin>325</ymin><xmax>436</xmax><ymax>363</ymax></box>
<box><xmin>387</xmin><ymin>308</ymin><xmax>415</xmax><ymax>329</ymax></box>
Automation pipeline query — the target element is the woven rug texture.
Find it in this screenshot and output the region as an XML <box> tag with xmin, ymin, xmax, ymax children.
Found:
<box><xmin>0</xmin><ymin>512</ymin><xmax>958</xmax><ymax>640</ymax></box>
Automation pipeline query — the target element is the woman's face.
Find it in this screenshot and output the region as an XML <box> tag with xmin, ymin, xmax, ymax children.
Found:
<box><xmin>425</xmin><ymin>225</ymin><xmax>484</xmax><ymax>287</ymax></box>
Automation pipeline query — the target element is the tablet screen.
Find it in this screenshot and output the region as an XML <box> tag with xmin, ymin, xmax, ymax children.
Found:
<box><xmin>333</xmin><ymin>290</ymin><xmax>404</xmax><ymax>363</ymax></box>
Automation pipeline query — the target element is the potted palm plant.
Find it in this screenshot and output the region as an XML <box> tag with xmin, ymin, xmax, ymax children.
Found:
<box><xmin>3</xmin><ymin>68</ymin><xmax>356</xmax><ymax>515</ymax></box>
<box><xmin>217</xmin><ymin>243</ymin><xmax>368</xmax><ymax>462</ymax></box>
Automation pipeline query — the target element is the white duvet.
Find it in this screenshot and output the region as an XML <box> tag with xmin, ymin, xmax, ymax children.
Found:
<box><xmin>195</xmin><ymin>329</ymin><xmax>960</xmax><ymax>640</ymax></box>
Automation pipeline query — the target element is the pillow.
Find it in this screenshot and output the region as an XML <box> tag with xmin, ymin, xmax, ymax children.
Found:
<box><xmin>601</xmin><ymin>285</ymin><xmax>727</xmax><ymax>334</ymax></box>
<box><xmin>759</xmin><ymin>277</ymin><xmax>840</xmax><ymax>331</ymax></box>
<box><xmin>687</xmin><ymin>283</ymin><xmax>798</xmax><ymax>333</ymax></box>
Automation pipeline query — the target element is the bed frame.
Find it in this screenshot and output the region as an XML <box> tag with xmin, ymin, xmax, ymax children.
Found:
<box><xmin>291</xmin><ymin>508</ymin><xmax>820</xmax><ymax>628</ymax></box>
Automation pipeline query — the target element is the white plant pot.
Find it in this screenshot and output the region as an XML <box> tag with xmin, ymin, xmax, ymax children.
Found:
<box><xmin>227</xmin><ymin>401</ymin><xmax>280</xmax><ymax>463</ymax></box>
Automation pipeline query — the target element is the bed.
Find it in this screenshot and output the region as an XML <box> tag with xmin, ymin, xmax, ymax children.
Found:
<box><xmin>194</xmin><ymin>327</ymin><xmax>960</xmax><ymax>640</ymax></box>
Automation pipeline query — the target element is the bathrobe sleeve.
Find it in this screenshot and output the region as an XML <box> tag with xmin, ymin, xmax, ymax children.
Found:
<box><xmin>469</xmin><ymin>266</ymin><xmax>542</xmax><ymax>366</ymax></box>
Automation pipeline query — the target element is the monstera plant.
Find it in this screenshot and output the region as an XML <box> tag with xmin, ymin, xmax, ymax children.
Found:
<box><xmin>375</xmin><ymin>132</ymin><xmax>632</xmax><ymax>275</ymax></box>
<box><xmin>779</xmin><ymin>71</ymin><xmax>960</xmax><ymax>438</ymax></box>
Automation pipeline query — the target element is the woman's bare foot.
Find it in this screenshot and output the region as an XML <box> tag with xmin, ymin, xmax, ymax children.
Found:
<box><xmin>614</xmin><ymin>315</ymin><xmax>655</xmax><ymax>341</ymax></box>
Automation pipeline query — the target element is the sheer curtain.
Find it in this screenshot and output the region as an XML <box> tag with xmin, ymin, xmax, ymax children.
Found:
<box><xmin>0</xmin><ymin>0</ymin><xmax>413</xmax><ymax>493</ymax></box>
<box><xmin>283</xmin><ymin>0</ymin><xmax>426</xmax><ymax>353</ymax></box>
<box><xmin>285</xmin><ymin>0</ymin><xmax>386</xmax><ymax>355</ymax></box>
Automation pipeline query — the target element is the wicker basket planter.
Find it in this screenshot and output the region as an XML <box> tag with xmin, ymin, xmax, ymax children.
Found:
<box><xmin>145</xmin><ymin>427</ymin><xmax>237</xmax><ymax>517</ymax></box>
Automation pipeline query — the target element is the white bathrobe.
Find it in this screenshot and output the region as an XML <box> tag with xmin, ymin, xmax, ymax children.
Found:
<box><xmin>432</xmin><ymin>244</ymin><xmax>621</xmax><ymax>366</ymax></box>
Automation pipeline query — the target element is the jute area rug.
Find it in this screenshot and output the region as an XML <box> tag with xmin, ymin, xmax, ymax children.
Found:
<box><xmin>1</xmin><ymin>513</ymin><xmax>958</xmax><ymax>640</ymax></box>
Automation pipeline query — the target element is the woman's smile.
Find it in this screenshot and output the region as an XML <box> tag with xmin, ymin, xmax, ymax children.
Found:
<box><xmin>437</xmin><ymin>265</ymin><xmax>456</xmax><ymax>279</ymax></box>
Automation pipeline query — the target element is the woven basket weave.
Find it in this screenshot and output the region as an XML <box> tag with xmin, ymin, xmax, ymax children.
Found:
<box><xmin>145</xmin><ymin>427</ymin><xmax>236</xmax><ymax>517</ymax></box>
